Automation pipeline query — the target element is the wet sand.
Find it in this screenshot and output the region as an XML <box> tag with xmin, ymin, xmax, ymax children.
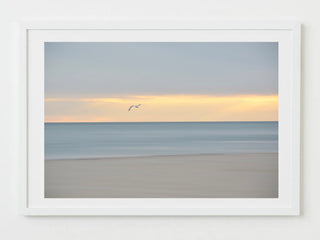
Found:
<box><xmin>45</xmin><ymin>153</ymin><xmax>278</xmax><ymax>198</ymax></box>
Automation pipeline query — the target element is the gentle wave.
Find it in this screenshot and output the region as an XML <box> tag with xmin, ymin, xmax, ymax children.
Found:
<box><xmin>45</xmin><ymin>121</ymin><xmax>278</xmax><ymax>160</ymax></box>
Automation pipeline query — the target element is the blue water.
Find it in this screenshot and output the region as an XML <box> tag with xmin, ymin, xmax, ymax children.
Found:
<box><xmin>45</xmin><ymin>122</ymin><xmax>278</xmax><ymax>160</ymax></box>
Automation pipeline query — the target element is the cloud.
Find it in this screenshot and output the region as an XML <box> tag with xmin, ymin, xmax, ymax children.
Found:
<box><xmin>45</xmin><ymin>94</ymin><xmax>278</xmax><ymax>122</ymax></box>
<box><xmin>45</xmin><ymin>42</ymin><xmax>278</xmax><ymax>98</ymax></box>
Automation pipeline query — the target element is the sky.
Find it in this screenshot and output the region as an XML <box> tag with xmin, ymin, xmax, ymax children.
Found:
<box><xmin>45</xmin><ymin>42</ymin><xmax>278</xmax><ymax>122</ymax></box>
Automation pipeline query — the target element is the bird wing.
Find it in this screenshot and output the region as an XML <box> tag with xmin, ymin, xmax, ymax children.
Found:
<box><xmin>128</xmin><ymin>105</ymin><xmax>134</xmax><ymax>111</ymax></box>
<box><xmin>136</xmin><ymin>104</ymin><xmax>142</xmax><ymax>107</ymax></box>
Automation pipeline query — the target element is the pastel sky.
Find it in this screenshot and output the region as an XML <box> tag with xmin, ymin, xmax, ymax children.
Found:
<box><xmin>45</xmin><ymin>42</ymin><xmax>278</xmax><ymax>122</ymax></box>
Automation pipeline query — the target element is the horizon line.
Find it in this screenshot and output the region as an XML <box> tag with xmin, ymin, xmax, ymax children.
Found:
<box><xmin>45</xmin><ymin>120</ymin><xmax>278</xmax><ymax>123</ymax></box>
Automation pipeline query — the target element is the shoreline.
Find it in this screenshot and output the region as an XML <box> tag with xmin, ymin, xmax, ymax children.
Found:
<box><xmin>45</xmin><ymin>153</ymin><xmax>278</xmax><ymax>198</ymax></box>
<box><xmin>45</xmin><ymin>152</ymin><xmax>278</xmax><ymax>161</ymax></box>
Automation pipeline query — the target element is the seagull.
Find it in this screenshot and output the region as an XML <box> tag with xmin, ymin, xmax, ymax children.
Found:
<box><xmin>128</xmin><ymin>104</ymin><xmax>142</xmax><ymax>111</ymax></box>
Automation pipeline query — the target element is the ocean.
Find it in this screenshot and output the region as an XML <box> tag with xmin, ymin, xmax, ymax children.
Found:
<box><xmin>45</xmin><ymin>122</ymin><xmax>278</xmax><ymax>159</ymax></box>
<box><xmin>45</xmin><ymin>121</ymin><xmax>278</xmax><ymax>160</ymax></box>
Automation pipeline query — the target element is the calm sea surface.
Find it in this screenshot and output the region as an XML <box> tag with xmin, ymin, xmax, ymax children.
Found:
<box><xmin>45</xmin><ymin>122</ymin><xmax>278</xmax><ymax>160</ymax></box>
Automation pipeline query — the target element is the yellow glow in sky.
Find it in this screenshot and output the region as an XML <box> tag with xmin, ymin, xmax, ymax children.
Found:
<box><xmin>45</xmin><ymin>94</ymin><xmax>278</xmax><ymax>122</ymax></box>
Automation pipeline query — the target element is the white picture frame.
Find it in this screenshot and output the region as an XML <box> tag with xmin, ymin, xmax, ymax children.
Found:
<box><xmin>19</xmin><ymin>19</ymin><xmax>301</xmax><ymax>216</ymax></box>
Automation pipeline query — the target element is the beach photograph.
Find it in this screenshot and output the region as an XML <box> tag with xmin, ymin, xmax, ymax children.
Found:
<box><xmin>44</xmin><ymin>42</ymin><xmax>278</xmax><ymax>198</ymax></box>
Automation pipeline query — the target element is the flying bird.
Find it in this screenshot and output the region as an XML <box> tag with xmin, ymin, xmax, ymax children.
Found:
<box><xmin>128</xmin><ymin>104</ymin><xmax>142</xmax><ymax>111</ymax></box>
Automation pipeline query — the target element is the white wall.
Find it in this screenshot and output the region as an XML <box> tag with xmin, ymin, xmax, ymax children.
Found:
<box><xmin>1</xmin><ymin>0</ymin><xmax>319</xmax><ymax>239</ymax></box>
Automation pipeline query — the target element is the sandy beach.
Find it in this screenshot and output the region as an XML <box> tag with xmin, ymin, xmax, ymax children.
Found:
<box><xmin>45</xmin><ymin>153</ymin><xmax>278</xmax><ymax>198</ymax></box>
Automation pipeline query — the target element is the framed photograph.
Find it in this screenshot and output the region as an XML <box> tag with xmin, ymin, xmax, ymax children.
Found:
<box><xmin>19</xmin><ymin>20</ymin><xmax>301</xmax><ymax>216</ymax></box>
